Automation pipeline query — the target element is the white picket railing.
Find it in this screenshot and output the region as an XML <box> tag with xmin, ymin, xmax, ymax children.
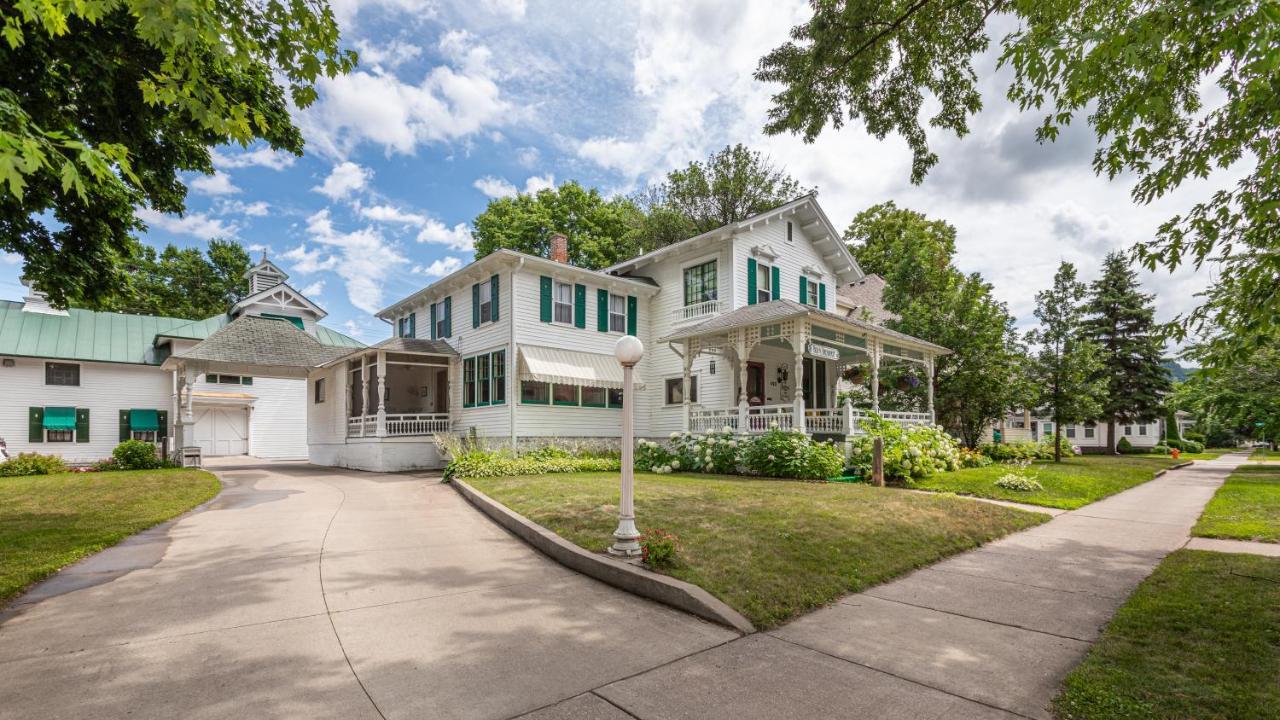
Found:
<box><xmin>671</xmin><ymin>298</ymin><xmax>724</xmax><ymax>325</ymax></box>
<box><xmin>806</xmin><ymin>407</ymin><xmax>845</xmax><ymax>434</ymax></box>
<box><xmin>745</xmin><ymin>404</ymin><xmax>794</xmax><ymax>433</ymax></box>
<box><xmin>690</xmin><ymin>408</ymin><xmax>739</xmax><ymax>433</ymax></box>
<box><xmin>347</xmin><ymin>413</ymin><xmax>450</xmax><ymax>437</ymax></box>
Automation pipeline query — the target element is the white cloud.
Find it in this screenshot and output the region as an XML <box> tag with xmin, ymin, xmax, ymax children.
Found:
<box><xmin>417</xmin><ymin>219</ymin><xmax>474</xmax><ymax>251</ymax></box>
<box><xmin>1</xmin><ymin>252</ymin><xmax>21</xmax><ymax>266</ymax></box>
<box><xmin>358</xmin><ymin>204</ymin><xmax>429</xmax><ymax>225</ymax></box>
<box><xmin>190</xmin><ymin>172</ymin><xmax>240</xmax><ymax>196</ymax></box>
<box><xmin>473</xmin><ymin>175</ymin><xmax>517</xmax><ymax>199</ymax></box>
<box><xmin>299</xmin><ymin>31</ymin><xmax>510</xmax><ymax>157</ymax></box>
<box><xmin>138</xmin><ymin>208</ymin><xmax>237</xmax><ymax>240</ymax></box>
<box><xmin>523</xmin><ymin>173</ymin><xmax>555</xmax><ymax>193</ymax></box>
<box><xmin>219</xmin><ymin>200</ymin><xmax>271</xmax><ymax>217</ymax></box>
<box><xmin>293</xmin><ymin>209</ymin><xmax>408</xmax><ymax>313</ymax></box>
<box><xmin>354</xmin><ymin>38</ymin><xmax>424</xmax><ymax>70</ymax></box>
<box><xmin>281</xmin><ymin>243</ymin><xmax>336</xmax><ymax>274</ymax></box>
<box><xmin>211</xmin><ymin>146</ymin><xmax>296</xmax><ymax>171</ymax></box>
<box><xmin>314</xmin><ymin>162</ymin><xmax>373</xmax><ymax>201</ymax></box>
<box><xmin>329</xmin><ymin>0</ymin><xmax>437</xmax><ymax>28</ymax></box>
<box><xmin>414</xmin><ymin>256</ymin><xmax>464</xmax><ymax>277</ymax></box>
<box><xmin>480</xmin><ymin>0</ymin><xmax>526</xmax><ymax>20</ymax></box>
<box><xmin>515</xmin><ymin>146</ymin><xmax>540</xmax><ymax>168</ymax></box>
<box><xmin>299</xmin><ymin>280</ymin><xmax>326</xmax><ymax>297</ymax></box>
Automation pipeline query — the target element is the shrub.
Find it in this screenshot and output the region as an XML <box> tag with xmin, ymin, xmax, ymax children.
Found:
<box><xmin>980</xmin><ymin>441</ymin><xmax>1040</xmax><ymax>462</ymax></box>
<box><xmin>640</xmin><ymin>529</ymin><xmax>680</xmax><ymax>567</ymax></box>
<box><xmin>635</xmin><ymin>439</ymin><xmax>677</xmax><ymax>473</ymax></box>
<box><xmin>1165</xmin><ymin>438</ymin><xmax>1183</xmax><ymax>451</ymax></box>
<box><xmin>958</xmin><ymin>447</ymin><xmax>991</xmax><ymax>468</ymax></box>
<box><xmin>636</xmin><ymin>428</ymin><xmax>746</xmax><ymax>475</ymax></box>
<box><xmin>994</xmin><ymin>471</ymin><xmax>1044</xmax><ymax>492</ymax></box>
<box><xmin>112</xmin><ymin>439</ymin><xmax>164</xmax><ymax>470</ymax></box>
<box><xmin>848</xmin><ymin>413</ymin><xmax>962</xmax><ymax>482</ymax></box>
<box><xmin>1184</xmin><ymin>430</ymin><xmax>1207</xmax><ymax>444</ymax></box>
<box><xmin>1116</xmin><ymin>436</ymin><xmax>1136</xmax><ymax>454</ymax></box>
<box><xmin>0</xmin><ymin>452</ymin><xmax>68</xmax><ymax>477</ymax></box>
<box><xmin>1182</xmin><ymin>439</ymin><xmax>1205</xmax><ymax>454</ymax></box>
<box><xmin>444</xmin><ymin>448</ymin><xmax>620</xmax><ymax>481</ymax></box>
<box><xmin>742</xmin><ymin>428</ymin><xmax>845</xmax><ymax>480</ymax></box>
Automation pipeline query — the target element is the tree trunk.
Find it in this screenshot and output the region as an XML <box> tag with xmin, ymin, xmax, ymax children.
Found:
<box><xmin>1107</xmin><ymin>418</ymin><xmax>1117</xmax><ymax>454</ymax></box>
<box><xmin>1054</xmin><ymin>415</ymin><xmax>1063</xmax><ymax>463</ymax></box>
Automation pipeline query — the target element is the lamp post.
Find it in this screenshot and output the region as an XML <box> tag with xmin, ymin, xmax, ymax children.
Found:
<box><xmin>609</xmin><ymin>335</ymin><xmax>644</xmax><ymax>557</ymax></box>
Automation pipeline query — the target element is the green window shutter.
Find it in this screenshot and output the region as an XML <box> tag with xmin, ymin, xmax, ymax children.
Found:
<box><xmin>597</xmin><ymin>289</ymin><xmax>609</xmax><ymax>332</ymax></box>
<box><xmin>472</xmin><ymin>283</ymin><xmax>481</xmax><ymax>328</ymax></box>
<box><xmin>408</xmin><ymin>312</ymin><xmax>416</xmax><ymax>338</ymax></box>
<box><xmin>819</xmin><ymin>283</ymin><xmax>827</xmax><ymax>311</ymax></box>
<box><xmin>28</xmin><ymin>407</ymin><xmax>43</xmax><ymax>443</ymax></box>
<box><xmin>490</xmin><ymin>274</ymin><xmax>500</xmax><ymax>322</ymax></box>
<box><xmin>799</xmin><ymin>275</ymin><xmax>808</xmax><ymax>305</ymax></box>
<box><xmin>157</xmin><ymin>410</ymin><xmax>169</xmax><ymax>442</ymax></box>
<box><xmin>574</xmin><ymin>284</ymin><xmax>586</xmax><ymax>328</ymax></box>
<box><xmin>540</xmin><ymin>276</ymin><xmax>553</xmax><ymax>322</ymax></box>
<box><xmin>627</xmin><ymin>296</ymin><xmax>637</xmax><ymax>336</ymax></box>
<box><xmin>119</xmin><ymin>410</ymin><xmax>130</xmax><ymax>441</ymax></box>
<box><xmin>430</xmin><ymin>303</ymin><xmax>437</xmax><ymax>340</ymax></box>
<box><xmin>443</xmin><ymin>296</ymin><xmax>452</xmax><ymax>337</ymax></box>
<box><xmin>75</xmin><ymin>408</ymin><xmax>90</xmax><ymax>443</ymax></box>
<box><xmin>771</xmin><ymin>266</ymin><xmax>780</xmax><ymax>300</ymax></box>
<box><xmin>746</xmin><ymin>258</ymin><xmax>757</xmax><ymax>305</ymax></box>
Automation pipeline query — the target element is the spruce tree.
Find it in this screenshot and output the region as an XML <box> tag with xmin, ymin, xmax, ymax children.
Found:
<box><xmin>1083</xmin><ymin>252</ymin><xmax>1173</xmax><ymax>452</ymax></box>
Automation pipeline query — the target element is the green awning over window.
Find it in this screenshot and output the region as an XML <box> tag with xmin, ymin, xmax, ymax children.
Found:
<box><xmin>129</xmin><ymin>409</ymin><xmax>160</xmax><ymax>432</ymax></box>
<box><xmin>43</xmin><ymin>406</ymin><xmax>77</xmax><ymax>430</ymax></box>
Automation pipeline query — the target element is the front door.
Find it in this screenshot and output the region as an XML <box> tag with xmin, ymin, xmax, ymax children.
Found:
<box><xmin>802</xmin><ymin>358</ymin><xmax>828</xmax><ymax>409</ymax></box>
<box><xmin>745</xmin><ymin>362</ymin><xmax>765</xmax><ymax>405</ymax></box>
<box><xmin>435</xmin><ymin>369</ymin><xmax>449</xmax><ymax>413</ymax></box>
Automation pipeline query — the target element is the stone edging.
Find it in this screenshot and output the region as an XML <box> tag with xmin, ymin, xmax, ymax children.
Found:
<box><xmin>450</xmin><ymin>479</ymin><xmax>755</xmax><ymax>635</ymax></box>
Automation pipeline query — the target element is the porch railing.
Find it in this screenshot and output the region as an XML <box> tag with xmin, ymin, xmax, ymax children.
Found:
<box><xmin>347</xmin><ymin>413</ymin><xmax>450</xmax><ymax>437</ymax></box>
<box><xmin>671</xmin><ymin>298</ymin><xmax>725</xmax><ymax>325</ymax></box>
<box><xmin>806</xmin><ymin>407</ymin><xmax>845</xmax><ymax>434</ymax></box>
<box><xmin>746</xmin><ymin>404</ymin><xmax>794</xmax><ymax>433</ymax></box>
<box><xmin>690</xmin><ymin>407</ymin><xmax>739</xmax><ymax>433</ymax></box>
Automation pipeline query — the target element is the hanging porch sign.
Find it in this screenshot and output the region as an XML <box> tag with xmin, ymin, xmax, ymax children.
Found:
<box><xmin>806</xmin><ymin>341</ymin><xmax>840</xmax><ymax>361</ymax></box>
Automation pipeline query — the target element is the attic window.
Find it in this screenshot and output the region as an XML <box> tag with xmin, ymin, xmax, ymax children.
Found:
<box><xmin>786</xmin><ymin>221</ymin><xmax>794</xmax><ymax>243</ymax></box>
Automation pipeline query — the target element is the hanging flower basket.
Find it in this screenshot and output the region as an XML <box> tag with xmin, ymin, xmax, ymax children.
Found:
<box><xmin>897</xmin><ymin>374</ymin><xmax>921</xmax><ymax>392</ymax></box>
<box><xmin>842</xmin><ymin>364</ymin><xmax>868</xmax><ymax>384</ymax></box>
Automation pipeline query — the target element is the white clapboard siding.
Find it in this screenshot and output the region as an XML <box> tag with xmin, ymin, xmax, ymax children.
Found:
<box><xmin>0</xmin><ymin>357</ymin><xmax>173</xmax><ymax>464</ymax></box>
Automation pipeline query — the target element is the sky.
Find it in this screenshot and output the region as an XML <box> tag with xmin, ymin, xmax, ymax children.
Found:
<box><xmin>0</xmin><ymin>0</ymin><xmax>1237</xmax><ymax>345</ymax></box>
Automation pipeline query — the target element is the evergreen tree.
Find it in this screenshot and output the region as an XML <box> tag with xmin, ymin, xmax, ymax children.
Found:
<box><xmin>1083</xmin><ymin>252</ymin><xmax>1173</xmax><ymax>452</ymax></box>
<box><xmin>1028</xmin><ymin>262</ymin><xmax>1108</xmax><ymax>462</ymax></box>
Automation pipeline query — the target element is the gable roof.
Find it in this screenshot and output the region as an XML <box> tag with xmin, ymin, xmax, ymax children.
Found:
<box><xmin>604</xmin><ymin>194</ymin><xmax>864</xmax><ymax>285</ymax></box>
<box><xmin>163</xmin><ymin>316</ymin><xmax>353</xmax><ymax>376</ymax></box>
<box><xmin>229</xmin><ymin>281</ymin><xmax>328</xmax><ymax>320</ymax></box>
<box><xmin>155</xmin><ymin>311</ymin><xmax>361</xmax><ymax>349</ymax></box>
<box><xmin>0</xmin><ymin>300</ymin><xmax>195</xmax><ymax>365</ymax></box>
<box><xmin>836</xmin><ymin>274</ymin><xmax>898</xmax><ymax>325</ymax></box>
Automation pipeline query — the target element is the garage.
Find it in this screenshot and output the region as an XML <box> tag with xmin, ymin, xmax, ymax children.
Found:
<box><xmin>192</xmin><ymin>405</ymin><xmax>249</xmax><ymax>456</ymax></box>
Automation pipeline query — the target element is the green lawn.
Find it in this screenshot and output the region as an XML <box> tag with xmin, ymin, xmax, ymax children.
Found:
<box><xmin>0</xmin><ymin>468</ymin><xmax>220</xmax><ymax>605</ymax></box>
<box><xmin>1193</xmin><ymin>464</ymin><xmax>1280</xmax><ymax>543</ymax></box>
<box><xmin>1179</xmin><ymin>448</ymin><xmax>1234</xmax><ymax>460</ymax></box>
<box><xmin>1054</xmin><ymin>550</ymin><xmax>1280</xmax><ymax>720</ymax></box>
<box><xmin>465</xmin><ymin>472</ymin><xmax>1047</xmax><ymax>628</ymax></box>
<box><xmin>1251</xmin><ymin>447</ymin><xmax>1279</xmax><ymax>462</ymax></box>
<box><xmin>910</xmin><ymin>455</ymin><xmax>1180</xmax><ymax>510</ymax></box>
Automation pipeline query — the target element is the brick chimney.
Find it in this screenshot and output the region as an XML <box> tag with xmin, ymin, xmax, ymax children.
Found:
<box><xmin>549</xmin><ymin>233</ymin><xmax>569</xmax><ymax>264</ymax></box>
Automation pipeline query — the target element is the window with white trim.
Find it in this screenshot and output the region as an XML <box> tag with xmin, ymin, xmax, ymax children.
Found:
<box><xmin>435</xmin><ymin>302</ymin><xmax>448</xmax><ymax>338</ymax></box>
<box><xmin>804</xmin><ymin>278</ymin><xmax>819</xmax><ymax>307</ymax></box>
<box><xmin>1137</xmin><ymin>424</ymin><xmax>1147</xmax><ymax>436</ymax></box>
<box><xmin>314</xmin><ymin>378</ymin><xmax>326</xmax><ymax>404</ymax></box>
<box><xmin>47</xmin><ymin>429</ymin><xmax>74</xmax><ymax>442</ymax></box>
<box><xmin>45</xmin><ymin>362</ymin><xmax>79</xmax><ymax>386</ymax></box>
<box><xmin>1066</xmin><ymin>426</ymin><xmax>1076</xmax><ymax>439</ymax></box>
<box><xmin>786</xmin><ymin>221</ymin><xmax>794</xmax><ymax>243</ymax></box>
<box><xmin>608</xmin><ymin>293</ymin><xmax>626</xmax><ymax>333</ymax></box>
<box><xmin>463</xmin><ymin>351</ymin><xmax>505</xmax><ymax>407</ymax></box>
<box><xmin>132</xmin><ymin>430</ymin><xmax>158</xmax><ymax>442</ymax></box>
<box><xmin>553</xmin><ymin>281</ymin><xmax>573</xmax><ymax>324</ymax></box>
<box><xmin>664</xmin><ymin>377</ymin><xmax>697</xmax><ymax>405</ymax></box>
<box><xmin>1124</xmin><ymin>425</ymin><xmax>1133</xmax><ymax>436</ymax></box>
<box><xmin>755</xmin><ymin>263</ymin><xmax>772</xmax><ymax>303</ymax></box>
<box><xmin>1084</xmin><ymin>423</ymin><xmax>1096</xmax><ymax>438</ymax></box>
<box><xmin>480</xmin><ymin>277</ymin><xmax>495</xmax><ymax>323</ymax></box>
<box><xmin>683</xmin><ymin>260</ymin><xmax>717</xmax><ymax>306</ymax></box>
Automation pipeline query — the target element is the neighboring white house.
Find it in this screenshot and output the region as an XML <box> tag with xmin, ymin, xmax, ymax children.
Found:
<box><xmin>307</xmin><ymin>194</ymin><xmax>951</xmax><ymax>472</ymax></box>
<box><xmin>0</xmin><ymin>261</ymin><xmax>362</xmax><ymax>464</ymax></box>
<box><xmin>987</xmin><ymin>411</ymin><xmax>1168</xmax><ymax>451</ymax></box>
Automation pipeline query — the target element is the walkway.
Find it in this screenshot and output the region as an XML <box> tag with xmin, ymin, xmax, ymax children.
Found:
<box><xmin>0</xmin><ymin>461</ymin><xmax>734</xmax><ymax>720</ymax></box>
<box><xmin>563</xmin><ymin>452</ymin><xmax>1251</xmax><ymax>720</ymax></box>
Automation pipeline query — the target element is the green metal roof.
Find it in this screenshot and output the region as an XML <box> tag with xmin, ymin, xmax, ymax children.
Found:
<box><xmin>0</xmin><ymin>300</ymin><xmax>365</xmax><ymax>366</ymax></box>
<box><xmin>0</xmin><ymin>300</ymin><xmax>195</xmax><ymax>365</ymax></box>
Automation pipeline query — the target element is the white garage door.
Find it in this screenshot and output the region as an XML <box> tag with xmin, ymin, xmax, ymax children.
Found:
<box><xmin>193</xmin><ymin>407</ymin><xmax>249</xmax><ymax>456</ymax></box>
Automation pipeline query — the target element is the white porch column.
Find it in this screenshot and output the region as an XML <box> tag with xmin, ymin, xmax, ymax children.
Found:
<box><xmin>360</xmin><ymin>354</ymin><xmax>370</xmax><ymax>437</ymax></box>
<box><xmin>791</xmin><ymin>333</ymin><xmax>806</xmax><ymax>434</ymax></box>
<box><xmin>844</xmin><ymin>394</ymin><xmax>855</xmax><ymax>436</ymax></box>
<box><xmin>375</xmin><ymin>350</ymin><xmax>387</xmax><ymax>437</ymax></box>
<box><xmin>736</xmin><ymin>333</ymin><xmax>749</xmax><ymax>432</ymax></box>
<box><xmin>926</xmin><ymin>357</ymin><xmax>935</xmax><ymax>423</ymax></box>
<box><xmin>681</xmin><ymin>340</ymin><xmax>693</xmax><ymax>432</ymax></box>
<box><xmin>870</xmin><ymin>341</ymin><xmax>881</xmax><ymax>412</ymax></box>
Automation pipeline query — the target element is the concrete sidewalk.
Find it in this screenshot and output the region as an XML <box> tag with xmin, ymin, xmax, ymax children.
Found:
<box><xmin>579</xmin><ymin>453</ymin><xmax>1251</xmax><ymax>720</ymax></box>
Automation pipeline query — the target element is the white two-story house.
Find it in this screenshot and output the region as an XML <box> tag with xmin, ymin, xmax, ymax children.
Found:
<box><xmin>305</xmin><ymin>195</ymin><xmax>950</xmax><ymax>472</ymax></box>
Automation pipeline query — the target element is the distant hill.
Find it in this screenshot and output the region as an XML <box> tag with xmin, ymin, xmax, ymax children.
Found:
<box><xmin>1163</xmin><ymin>361</ymin><xmax>1192</xmax><ymax>382</ymax></box>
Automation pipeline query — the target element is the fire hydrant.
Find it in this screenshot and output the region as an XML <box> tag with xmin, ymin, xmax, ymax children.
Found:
<box><xmin>1171</xmin><ymin>448</ymin><xmax>1181</xmax><ymax>460</ymax></box>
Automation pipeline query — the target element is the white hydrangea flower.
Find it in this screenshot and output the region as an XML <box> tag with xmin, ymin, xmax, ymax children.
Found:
<box><xmin>722</xmin><ymin>426</ymin><xmax>735</xmax><ymax>434</ymax></box>
<box><xmin>769</xmin><ymin>421</ymin><xmax>779</xmax><ymax>429</ymax></box>
<box><xmin>671</xmin><ymin>459</ymin><xmax>680</xmax><ymax>469</ymax></box>
<box><xmin>669</xmin><ymin>432</ymin><xmax>679</xmax><ymax>440</ymax></box>
<box><xmin>768</xmin><ymin>454</ymin><xmax>776</xmax><ymax>461</ymax></box>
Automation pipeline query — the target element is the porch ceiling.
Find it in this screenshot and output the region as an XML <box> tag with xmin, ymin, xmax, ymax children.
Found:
<box><xmin>660</xmin><ymin>299</ymin><xmax>951</xmax><ymax>356</ymax></box>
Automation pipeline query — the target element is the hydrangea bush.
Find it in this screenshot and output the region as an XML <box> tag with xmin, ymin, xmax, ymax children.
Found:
<box><xmin>847</xmin><ymin>412</ymin><xmax>962</xmax><ymax>482</ymax></box>
<box><xmin>638</xmin><ymin>427</ymin><xmax>745</xmax><ymax>474</ymax></box>
<box><xmin>740</xmin><ymin>427</ymin><xmax>845</xmax><ymax>480</ymax></box>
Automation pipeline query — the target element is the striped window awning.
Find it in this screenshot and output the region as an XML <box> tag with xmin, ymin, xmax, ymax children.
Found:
<box><xmin>518</xmin><ymin>345</ymin><xmax>645</xmax><ymax>390</ymax></box>
<box><xmin>129</xmin><ymin>409</ymin><xmax>160</xmax><ymax>432</ymax></box>
<box><xmin>43</xmin><ymin>406</ymin><xmax>77</xmax><ymax>430</ymax></box>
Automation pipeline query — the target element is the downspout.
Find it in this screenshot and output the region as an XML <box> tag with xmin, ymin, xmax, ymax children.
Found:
<box><xmin>510</xmin><ymin>257</ymin><xmax>524</xmax><ymax>451</ymax></box>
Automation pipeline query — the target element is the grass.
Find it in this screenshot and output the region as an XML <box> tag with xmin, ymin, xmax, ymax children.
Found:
<box><xmin>1193</xmin><ymin>464</ymin><xmax>1280</xmax><ymax>543</ymax></box>
<box><xmin>1054</xmin><ymin>550</ymin><xmax>1280</xmax><ymax>720</ymax></box>
<box><xmin>465</xmin><ymin>471</ymin><xmax>1047</xmax><ymax>628</ymax></box>
<box><xmin>1251</xmin><ymin>447</ymin><xmax>1279</xmax><ymax>462</ymax></box>
<box><xmin>1179</xmin><ymin>448</ymin><xmax>1233</xmax><ymax>460</ymax></box>
<box><xmin>0</xmin><ymin>468</ymin><xmax>220</xmax><ymax>605</ymax></box>
<box><xmin>909</xmin><ymin>455</ymin><xmax>1180</xmax><ymax>510</ymax></box>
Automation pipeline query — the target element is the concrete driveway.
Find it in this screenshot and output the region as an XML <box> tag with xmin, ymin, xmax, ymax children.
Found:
<box><xmin>0</xmin><ymin>461</ymin><xmax>734</xmax><ymax>720</ymax></box>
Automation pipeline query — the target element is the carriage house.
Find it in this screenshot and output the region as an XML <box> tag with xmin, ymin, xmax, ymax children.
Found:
<box><xmin>307</xmin><ymin>195</ymin><xmax>950</xmax><ymax>472</ymax></box>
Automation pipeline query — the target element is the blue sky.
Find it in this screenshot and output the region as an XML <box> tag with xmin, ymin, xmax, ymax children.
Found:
<box><xmin>0</xmin><ymin>0</ymin><xmax>1235</xmax><ymax>344</ymax></box>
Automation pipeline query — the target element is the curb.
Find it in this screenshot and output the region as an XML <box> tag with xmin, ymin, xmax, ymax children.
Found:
<box><xmin>1154</xmin><ymin>460</ymin><xmax>1195</xmax><ymax>478</ymax></box>
<box><xmin>451</xmin><ymin>479</ymin><xmax>755</xmax><ymax>635</ymax></box>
